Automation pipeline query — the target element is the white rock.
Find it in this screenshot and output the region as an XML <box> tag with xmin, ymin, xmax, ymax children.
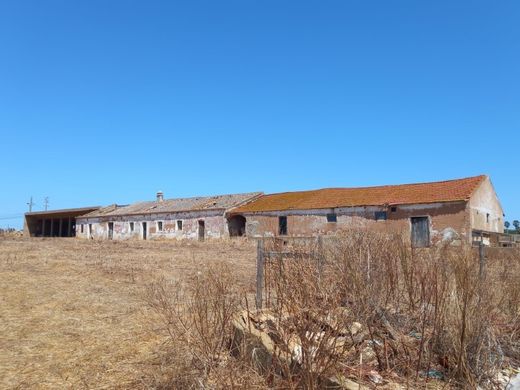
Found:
<box><xmin>350</xmin><ymin>322</ymin><xmax>362</xmax><ymax>335</ymax></box>
<box><xmin>361</xmin><ymin>345</ymin><xmax>376</xmax><ymax>361</ymax></box>
<box><xmin>507</xmin><ymin>372</ymin><xmax>520</xmax><ymax>390</ymax></box>
<box><xmin>368</xmin><ymin>370</ymin><xmax>383</xmax><ymax>384</ymax></box>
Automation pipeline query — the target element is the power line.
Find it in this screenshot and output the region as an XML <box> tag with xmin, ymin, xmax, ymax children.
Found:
<box><xmin>0</xmin><ymin>212</ymin><xmax>24</xmax><ymax>218</ymax></box>
<box><xmin>0</xmin><ymin>215</ymin><xmax>23</xmax><ymax>220</ymax></box>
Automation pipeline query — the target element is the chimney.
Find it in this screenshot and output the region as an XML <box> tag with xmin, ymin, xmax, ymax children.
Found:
<box><xmin>156</xmin><ymin>191</ymin><xmax>164</xmax><ymax>202</ymax></box>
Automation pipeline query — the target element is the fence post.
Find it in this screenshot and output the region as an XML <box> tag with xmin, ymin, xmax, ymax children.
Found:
<box><xmin>479</xmin><ymin>242</ymin><xmax>486</xmax><ymax>279</ymax></box>
<box><xmin>367</xmin><ymin>246</ymin><xmax>371</xmax><ymax>282</ymax></box>
<box><xmin>317</xmin><ymin>235</ymin><xmax>324</xmax><ymax>276</ymax></box>
<box><xmin>256</xmin><ymin>238</ymin><xmax>265</xmax><ymax>310</ymax></box>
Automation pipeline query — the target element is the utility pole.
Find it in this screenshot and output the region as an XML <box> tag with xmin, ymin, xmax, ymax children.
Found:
<box><xmin>27</xmin><ymin>196</ymin><xmax>34</xmax><ymax>212</ymax></box>
<box><xmin>44</xmin><ymin>197</ymin><xmax>49</xmax><ymax>211</ymax></box>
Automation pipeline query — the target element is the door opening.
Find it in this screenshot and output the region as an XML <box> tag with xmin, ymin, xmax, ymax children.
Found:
<box><xmin>411</xmin><ymin>217</ymin><xmax>429</xmax><ymax>248</ymax></box>
<box><xmin>227</xmin><ymin>215</ymin><xmax>246</xmax><ymax>237</ymax></box>
<box><xmin>108</xmin><ymin>222</ymin><xmax>114</xmax><ymax>240</ymax></box>
<box><xmin>198</xmin><ymin>220</ymin><xmax>205</xmax><ymax>241</ymax></box>
<box><xmin>278</xmin><ymin>216</ymin><xmax>288</xmax><ymax>236</ymax></box>
<box><xmin>142</xmin><ymin>222</ymin><xmax>147</xmax><ymax>240</ymax></box>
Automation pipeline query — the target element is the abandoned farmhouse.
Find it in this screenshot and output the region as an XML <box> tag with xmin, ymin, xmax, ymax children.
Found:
<box><xmin>24</xmin><ymin>175</ymin><xmax>506</xmax><ymax>247</ymax></box>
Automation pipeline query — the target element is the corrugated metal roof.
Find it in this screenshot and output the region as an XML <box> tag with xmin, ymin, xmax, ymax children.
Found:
<box><xmin>80</xmin><ymin>192</ymin><xmax>262</xmax><ymax>218</ymax></box>
<box><xmin>231</xmin><ymin>176</ymin><xmax>486</xmax><ymax>213</ymax></box>
<box><xmin>25</xmin><ymin>206</ymin><xmax>101</xmax><ymax>217</ymax></box>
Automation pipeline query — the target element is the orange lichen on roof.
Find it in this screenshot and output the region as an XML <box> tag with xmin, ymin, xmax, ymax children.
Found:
<box><xmin>232</xmin><ymin>175</ymin><xmax>487</xmax><ymax>213</ymax></box>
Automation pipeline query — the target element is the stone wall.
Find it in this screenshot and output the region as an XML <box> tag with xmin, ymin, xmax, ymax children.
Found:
<box><xmin>76</xmin><ymin>210</ymin><xmax>229</xmax><ymax>240</ymax></box>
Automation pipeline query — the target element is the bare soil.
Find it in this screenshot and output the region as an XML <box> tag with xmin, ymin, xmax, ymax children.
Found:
<box><xmin>0</xmin><ymin>237</ymin><xmax>256</xmax><ymax>389</ymax></box>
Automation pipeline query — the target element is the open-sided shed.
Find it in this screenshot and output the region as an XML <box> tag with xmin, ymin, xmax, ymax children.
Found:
<box><xmin>24</xmin><ymin>207</ymin><xmax>100</xmax><ymax>237</ymax></box>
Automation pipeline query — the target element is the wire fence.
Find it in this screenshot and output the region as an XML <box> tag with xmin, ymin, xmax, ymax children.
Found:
<box><xmin>255</xmin><ymin>235</ymin><xmax>519</xmax><ymax>310</ymax></box>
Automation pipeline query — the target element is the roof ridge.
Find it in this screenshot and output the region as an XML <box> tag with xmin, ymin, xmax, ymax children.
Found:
<box><xmin>261</xmin><ymin>175</ymin><xmax>486</xmax><ymax>197</ymax></box>
<box><xmin>160</xmin><ymin>191</ymin><xmax>262</xmax><ymax>202</ymax></box>
<box><xmin>232</xmin><ymin>175</ymin><xmax>488</xmax><ymax>213</ymax></box>
<box><xmin>115</xmin><ymin>191</ymin><xmax>263</xmax><ymax>206</ymax></box>
<box><xmin>77</xmin><ymin>192</ymin><xmax>264</xmax><ymax>218</ymax></box>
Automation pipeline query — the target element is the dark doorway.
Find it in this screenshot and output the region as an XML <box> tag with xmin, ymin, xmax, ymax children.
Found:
<box><xmin>142</xmin><ymin>222</ymin><xmax>147</xmax><ymax>240</ymax></box>
<box><xmin>198</xmin><ymin>220</ymin><xmax>205</xmax><ymax>241</ymax></box>
<box><xmin>411</xmin><ymin>217</ymin><xmax>429</xmax><ymax>248</ymax></box>
<box><xmin>108</xmin><ymin>222</ymin><xmax>114</xmax><ymax>240</ymax></box>
<box><xmin>227</xmin><ymin>215</ymin><xmax>246</xmax><ymax>237</ymax></box>
<box><xmin>278</xmin><ymin>216</ymin><xmax>287</xmax><ymax>236</ymax></box>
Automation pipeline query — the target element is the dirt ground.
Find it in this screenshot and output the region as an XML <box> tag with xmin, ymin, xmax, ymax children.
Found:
<box><xmin>0</xmin><ymin>237</ymin><xmax>257</xmax><ymax>389</ymax></box>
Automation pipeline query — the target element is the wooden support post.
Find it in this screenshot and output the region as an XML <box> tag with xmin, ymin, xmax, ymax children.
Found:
<box><xmin>50</xmin><ymin>219</ymin><xmax>54</xmax><ymax>237</ymax></box>
<box><xmin>317</xmin><ymin>235</ymin><xmax>324</xmax><ymax>276</ymax></box>
<box><xmin>68</xmin><ymin>217</ymin><xmax>72</xmax><ymax>237</ymax></box>
<box><xmin>59</xmin><ymin>218</ymin><xmax>63</xmax><ymax>237</ymax></box>
<box><xmin>42</xmin><ymin>219</ymin><xmax>46</xmax><ymax>237</ymax></box>
<box><xmin>479</xmin><ymin>242</ymin><xmax>486</xmax><ymax>280</ymax></box>
<box><xmin>367</xmin><ymin>246</ymin><xmax>371</xmax><ymax>282</ymax></box>
<box><xmin>256</xmin><ymin>238</ymin><xmax>265</xmax><ymax>310</ymax></box>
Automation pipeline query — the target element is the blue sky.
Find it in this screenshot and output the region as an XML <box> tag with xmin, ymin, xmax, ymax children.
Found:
<box><xmin>0</xmin><ymin>0</ymin><xmax>518</xmax><ymax>228</ymax></box>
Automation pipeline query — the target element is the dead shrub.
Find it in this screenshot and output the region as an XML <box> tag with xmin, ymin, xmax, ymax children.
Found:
<box><xmin>260</xmin><ymin>230</ymin><xmax>520</xmax><ymax>388</ymax></box>
<box><xmin>144</xmin><ymin>232</ymin><xmax>519</xmax><ymax>389</ymax></box>
<box><xmin>144</xmin><ymin>262</ymin><xmax>267</xmax><ymax>389</ymax></box>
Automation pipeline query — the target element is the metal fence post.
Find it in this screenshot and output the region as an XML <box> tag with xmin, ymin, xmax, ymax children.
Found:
<box><xmin>256</xmin><ymin>238</ymin><xmax>265</xmax><ymax>310</ymax></box>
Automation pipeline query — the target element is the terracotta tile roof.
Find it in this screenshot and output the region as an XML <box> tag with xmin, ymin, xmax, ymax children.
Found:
<box><xmin>78</xmin><ymin>192</ymin><xmax>263</xmax><ymax>218</ymax></box>
<box><xmin>231</xmin><ymin>176</ymin><xmax>486</xmax><ymax>213</ymax></box>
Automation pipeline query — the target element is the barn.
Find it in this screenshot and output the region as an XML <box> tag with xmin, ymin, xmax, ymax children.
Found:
<box><xmin>23</xmin><ymin>175</ymin><xmax>505</xmax><ymax>246</ymax></box>
<box><xmin>228</xmin><ymin>175</ymin><xmax>504</xmax><ymax>246</ymax></box>
<box><xmin>75</xmin><ymin>192</ymin><xmax>262</xmax><ymax>240</ymax></box>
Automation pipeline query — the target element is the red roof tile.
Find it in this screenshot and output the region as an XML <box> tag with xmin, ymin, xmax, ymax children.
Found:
<box><xmin>232</xmin><ymin>175</ymin><xmax>486</xmax><ymax>213</ymax></box>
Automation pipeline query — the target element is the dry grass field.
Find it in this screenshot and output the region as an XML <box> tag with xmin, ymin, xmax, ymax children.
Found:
<box><xmin>0</xmin><ymin>237</ymin><xmax>257</xmax><ymax>389</ymax></box>
<box><xmin>1</xmin><ymin>235</ymin><xmax>518</xmax><ymax>389</ymax></box>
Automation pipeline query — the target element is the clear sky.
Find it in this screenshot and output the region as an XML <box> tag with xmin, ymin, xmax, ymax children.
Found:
<box><xmin>0</xmin><ymin>1</ymin><xmax>518</xmax><ymax>229</ymax></box>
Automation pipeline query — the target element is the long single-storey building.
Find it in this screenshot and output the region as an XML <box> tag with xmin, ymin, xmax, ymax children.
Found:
<box><xmin>75</xmin><ymin>192</ymin><xmax>262</xmax><ymax>240</ymax></box>
<box><xmin>23</xmin><ymin>175</ymin><xmax>505</xmax><ymax>246</ymax></box>
<box><xmin>228</xmin><ymin>175</ymin><xmax>504</xmax><ymax>246</ymax></box>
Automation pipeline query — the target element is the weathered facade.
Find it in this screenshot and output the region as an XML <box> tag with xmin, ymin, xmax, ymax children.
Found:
<box><xmin>228</xmin><ymin>175</ymin><xmax>504</xmax><ymax>246</ymax></box>
<box><xmin>75</xmin><ymin>192</ymin><xmax>262</xmax><ymax>241</ymax></box>
<box><xmin>23</xmin><ymin>175</ymin><xmax>505</xmax><ymax>246</ymax></box>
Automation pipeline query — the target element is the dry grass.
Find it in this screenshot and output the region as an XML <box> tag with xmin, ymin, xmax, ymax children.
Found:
<box><xmin>0</xmin><ymin>237</ymin><xmax>257</xmax><ymax>389</ymax></box>
<box><xmin>255</xmin><ymin>232</ymin><xmax>520</xmax><ymax>388</ymax></box>
<box><xmin>1</xmin><ymin>234</ymin><xmax>518</xmax><ymax>389</ymax></box>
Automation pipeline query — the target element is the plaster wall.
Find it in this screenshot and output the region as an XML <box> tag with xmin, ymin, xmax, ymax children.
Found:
<box><xmin>468</xmin><ymin>177</ymin><xmax>504</xmax><ymax>233</ymax></box>
<box><xmin>76</xmin><ymin>211</ymin><xmax>229</xmax><ymax>240</ymax></box>
<box><xmin>242</xmin><ymin>202</ymin><xmax>468</xmax><ymax>244</ymax></box>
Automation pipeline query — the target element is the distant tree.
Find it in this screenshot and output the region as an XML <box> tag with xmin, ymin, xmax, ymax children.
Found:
<box><xmin>505</xmin><ymin>221</ymin><xmax>510</xmax><ymax>229</ymax></box>
<box><xmin>514</xmin><ymin>220</ymin><xmax>520</xmax><ymax>232</ymax></box>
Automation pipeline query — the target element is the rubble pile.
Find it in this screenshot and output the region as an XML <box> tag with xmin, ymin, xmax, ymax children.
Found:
<box><xmin>232</xmin><ymin>309</ymin><xmax>519</xmax><ymax>389</ymax></box>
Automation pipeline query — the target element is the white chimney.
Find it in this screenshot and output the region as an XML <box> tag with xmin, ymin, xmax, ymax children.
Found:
<box><xmin>156</xmin><ymin>191</ymin><xmax>164</xmax><ymax>202</ymax></box>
